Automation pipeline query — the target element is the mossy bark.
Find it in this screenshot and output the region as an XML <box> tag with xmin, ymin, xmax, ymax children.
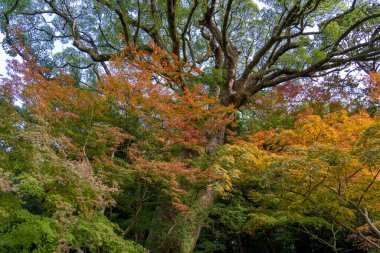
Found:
<box><xmin>145</xmin><ymin>128</ymin><xmax>225</xmax><ymax>253</ymax></box>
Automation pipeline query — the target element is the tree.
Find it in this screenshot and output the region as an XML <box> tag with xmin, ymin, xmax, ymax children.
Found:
<box><xmin>251</xmin><ymin>110</ymin><xmax>380</xmax><ymax>250</ymax></box>
<box><xmin>1</xmin><ymin>0</ymin><xmax>380</xmax><ymax>251</ymax></box>
<box><xmin>206</xmin><ymin>109</ymin><xmax>380</xmax><ymax>252</ymax></box>
<box><xmin>0</xmin><ymin>86</ymin><xmax>146</xmax><ymax>253</ymax></box>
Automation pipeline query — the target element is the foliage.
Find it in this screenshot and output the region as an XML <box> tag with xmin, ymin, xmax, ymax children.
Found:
<box><xmin>0</xmin><ymin>97</ymin><xmax>146</xmax><ymax>252</ymax></box>
<box><xmin>0</xmin><ymin>40</ymin><xmax>235</xmax><ymax>251</ymax></box>
<box><xmin>1</xmin><ymin>0</ymin><xmax>380</xmax><ymax>251</ymax></box>
<box><xmin>198</xmin><ymin>108</ymin><xmax>380</xmax><ymax>252</ymax></box>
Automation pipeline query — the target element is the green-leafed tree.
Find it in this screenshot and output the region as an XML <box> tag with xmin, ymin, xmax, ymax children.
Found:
<box><xmin>0</xmin><ymin>92</ymin><xmax>146</xmax><ymax>252</ymax></box>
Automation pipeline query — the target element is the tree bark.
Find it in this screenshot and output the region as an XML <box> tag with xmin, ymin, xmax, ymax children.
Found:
<box><xmin>179</xmin><ymin>187</ymin><xmax>217</xmax><ymax>253</ymax></box>
<box><xmin>361</xmin><ymin>208</ymin><xmax>380</xmax><ymax>239</ymax></box>
<box><xmin>178</xmin><ymin>125</ymin><xmax>226</xmax><ymax>253</ymax></box>
<box><xmin>145</xmin><ymin>127</ymin><xmax>226</xmax><ymax>253</ymax></box>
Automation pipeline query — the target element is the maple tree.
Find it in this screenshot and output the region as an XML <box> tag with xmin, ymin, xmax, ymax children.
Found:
<box><xmin>0</xmin><ymin>41</ymin><xmax>235</xmax><ymax>252</ymax></box>
<box><xmin>204</xmin><ymin>109</ymin><xmax>379</xmax><ymax>252</ymax></box>
<box><xmin>369</xmin><ymin>72</ymin><xmax>380</xmax><ymax>105</ymax></box>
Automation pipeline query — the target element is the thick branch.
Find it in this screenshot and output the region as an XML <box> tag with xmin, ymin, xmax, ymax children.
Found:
<box><xmin>167</xmin><ymin>0</ymin><xmax>180</xmax><ymax>56</ymax></box>
<box><xmin>44</xmin><ymin>0</ymin><xmax>115</xmax><ymax>62</ymax></box>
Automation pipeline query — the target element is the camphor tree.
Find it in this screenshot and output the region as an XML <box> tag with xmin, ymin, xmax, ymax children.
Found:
<box><xmin>1</xmin><ymin>0</ymin><xmax>380</xmax><ymax>252</ymax></box>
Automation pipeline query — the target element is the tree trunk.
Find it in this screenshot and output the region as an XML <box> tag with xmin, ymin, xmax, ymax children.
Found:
<box><xmin>145</xmin><ymin>127</ymin><xmax>226</xmax><ymax>253</ymax></box>
<box><xmin>144</xmin><ymin>205</ymin><xmax>174</xmax><ymax>253</ymax></box>
<box><xmin>179</xmin><ymin>187</ymin><xmax>216</xmax><ymax>253</ymax></box>
<box><xmin>179</xmin><ymin>126</ymin><xmax>226</xmax><ymax>253</ymax></box>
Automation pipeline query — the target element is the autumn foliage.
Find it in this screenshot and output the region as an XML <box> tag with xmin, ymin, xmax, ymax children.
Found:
<box><xmin>2</xmin><ymin>43</ymin><xmax>233</xmax><ymax>214</ymax></box>
<box><xmin>369</xmin><ymin>72</ymin><xmax>380</xmax><ymax>104</ymax></box>
<box><xmin>1</xmin><ymin>37</ymin><xmax>380</xmax><ymax>253</ymax></box>
<box><xmin>213</xmin><ymin>107</ymin><xmax>380</xmax><ymax>250</ymax></box>
<box><xmin>1</xmin><ymin>0</ymin><xmax>380</xmax><ymax>250</ymax></box>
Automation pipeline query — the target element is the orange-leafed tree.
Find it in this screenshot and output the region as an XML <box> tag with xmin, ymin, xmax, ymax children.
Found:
<box><xmin>246</xmin><ymin>110</ymin><xmax>380</xmax><ymax>250</ymax></box>
<box><xmin>1</xmin><ymin>42</ymin><xmax>234</xmax><ymax>251</ymax></box>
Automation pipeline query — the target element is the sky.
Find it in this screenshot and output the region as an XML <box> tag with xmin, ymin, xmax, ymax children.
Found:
<box><xmin>0</xmin><ymin>33</ymin><xmax>9</xmax><ymax>76</ymax></box>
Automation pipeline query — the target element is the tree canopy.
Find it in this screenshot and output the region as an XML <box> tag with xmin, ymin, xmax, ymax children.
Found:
<box><xmin>1</xmin><ymin>0</ymin><xmax>380</xmax><ymax>106</ymax></box>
